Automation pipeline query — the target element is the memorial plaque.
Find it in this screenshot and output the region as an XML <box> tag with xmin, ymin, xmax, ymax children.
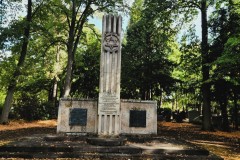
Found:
<box><xmin>69</xmin><ymin>108</ymin><xmax>87</xmax><ymax>126</ymax></box>
<box><xmin>98</xmin><ymin>93</ymin><xmax>120</xmax><ymax>114</ymax></box>
<box><xmin>129</xmin><ymin>110</ymin><xmax>146</xmax><ymax>127</ymax></box>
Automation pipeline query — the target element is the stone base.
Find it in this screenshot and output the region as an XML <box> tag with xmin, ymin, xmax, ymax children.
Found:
<box><xmin>86</xmin><ymin>137</ymin><xmax>126</xmax><ymax>146</ymax></box>
<box><xmin>0</xmin><ymin>134</ymin><xmax>223</xmax><ymax>159</ymax></box>
<box><xmin>57</xmin><ymin>99</ymin><xmax>157</xmax><ymax>135</ymax></box>
<box><xmin>57</xmin><ymin>98</ymin><xmax>98</xmax><ymax>133</ymax></box>
<box><xmin>120</xmin><ymin>99</ymin><xmax>157</xmax><ymax>134</ymax></box>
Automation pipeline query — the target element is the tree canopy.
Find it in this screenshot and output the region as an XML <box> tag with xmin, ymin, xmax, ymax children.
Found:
<box><xmin>0</xmin><ymin>0</ymin><xmax>239</xmax><ymax>131</ymax></box>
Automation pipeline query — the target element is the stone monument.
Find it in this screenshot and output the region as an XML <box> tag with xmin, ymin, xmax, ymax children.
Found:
<box><xmin>57</xmin><ymin>14</ymin><xmax>157</xmax><ymax>136</ymax></box>
<box><xmin>98</xmin><ymin>15</ymin><xmax>122</xmax><ymax>135</ymax></box>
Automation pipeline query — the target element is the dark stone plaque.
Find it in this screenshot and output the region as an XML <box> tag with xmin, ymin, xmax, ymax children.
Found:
<box><xmin>129</xmin><ymin>110</ymin><xmax>146</xmax><ymax>127</ymax></box>
<box><xmin>69</xmin><ymin>108</ymin><xmax>87</xmax><ymax>126</ymax></box>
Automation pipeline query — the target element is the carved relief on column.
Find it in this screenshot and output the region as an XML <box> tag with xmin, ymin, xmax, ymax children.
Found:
<box><xmin>103</xmin><ymin>33</ymin><xmax>120</xmax><ymax>53</ymax></box>
<box><xmin>98</xmin><ymin>14</ymin><xmax>122</xmax><ymax>135</ymax></box>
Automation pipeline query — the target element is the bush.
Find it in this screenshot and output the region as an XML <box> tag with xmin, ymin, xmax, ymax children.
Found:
<box><xmin>163</xmin><ymin>108</ymin><xmax>172</xmax><ymax>122</ymax></box>
<box><xmin>11</xmin><ymin>93</ymin><xmax>57</xmax><ymax>121</ymax></box>
<box><xmin>173</xmin><ymin>110</ymin><xmax>186</xmax><ymax>123</ymax></box>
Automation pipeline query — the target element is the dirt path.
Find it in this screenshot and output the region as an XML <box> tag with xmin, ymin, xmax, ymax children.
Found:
<box><xmin>158</xmin><ymin>122</ymin><xmax>240</xmax><ymax>160</ymax></box>
<box><xmin>0</xmin><ymin>120</ymin><xmax>239</xmax><ymax>159</ymax></box>
<box><xmin>0</xmin><ymin>120</ymin><xmax>56</xmax><ymax>145</ymax></box>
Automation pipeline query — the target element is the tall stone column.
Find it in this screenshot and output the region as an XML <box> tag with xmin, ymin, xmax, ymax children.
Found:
<box><xmin>98</xmin><ymin>14</ymin><xmax>122</xmax><ymax>135</ymax></box>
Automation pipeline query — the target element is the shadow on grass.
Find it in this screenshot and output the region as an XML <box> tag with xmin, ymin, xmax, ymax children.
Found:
<box><xmin>0</xmin><ymin>127</ymin><xmax>56</xmax><ymax>142</ymax></box>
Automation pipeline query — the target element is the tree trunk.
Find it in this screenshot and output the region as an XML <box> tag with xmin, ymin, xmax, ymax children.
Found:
<box><xmin>52</xmin><ymin>45</ymin><xmax>60</xmax><ymax>106</ymax></box>
<box><xmin>201</xmin><ymin>0</ymin><xmax>213</xmax><ymax>131</ymax></box>
<box><xmin>52</xmin><ymin>78</ymin><xmax>58</xmax><ymax>102</ymax></box>
<box><xmin>159</xmin><ymin>88</ymin><xmax>163</xmax><ymax>108</ymax></box>
<box><xmin>62</xmin><ymin>51</ymin><xmax>74</xmax><ymax>97</ymax></box>
<box><xmin>62</xmin><ymin>1</ymin><xmax>91</xmax><ymax>97</ymax></box>
<box><xmin>233</xmin><ymin>89</ymin><xmax>238</xmax><ymax>130</ymax></box>
<box><xmin>221</xmin><ymin>101</ymin><xmax>230</xmax><ymax>131</ymax></box>
<box><xmin>0</xmin><ymin>0</ymin><xmax>32</xmax><ymax>124</ymax></box>
<box><xmin>0</xmin><ymin>86</ymin><xmax>15</xmax><ymax>124</ymax></box>
<box><xmin>62</xmin><ymin>1</ymin><xmax>76</xmax><ymax>98</ymax></box>
<box><xmin>216</xmin><ymin>80</ymin><xmax>230</xmax><ymax>131</ymax></box>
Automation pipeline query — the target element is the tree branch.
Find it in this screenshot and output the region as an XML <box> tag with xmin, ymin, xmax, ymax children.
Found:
<box><xmin>85</xmin><ymin>23</ymin><xmax>101</xmax><ymax>42</ymax></box>
<box><xmin>32</xmin><ymin>0</ymin><xmax>44</xmax><ymax>18</ymax></box>
<box><xmin>74</xmin><ymin>0</ymin><xmax>92</xmax><ymax>38</ymax></box>
<box><xmin>52</xmin><ymin>4</ymin><xmax>71</xmax><ymax>29</ymax></box>
<box><xmin>181</xmin><ymin>0</ymin><xmax>201</xmax><ymax>10</ymax></box>
<box><xmin>76</xmin><ymin>1</ymin><xmax>82</xmax><ymax>14</ymax></box>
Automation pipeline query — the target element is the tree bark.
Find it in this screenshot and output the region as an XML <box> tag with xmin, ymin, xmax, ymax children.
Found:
<box><xmin>221</xmin><ymin>100</ymin><xmax>230</xmax><ymax>131</ymax></box>
<box><xmin>62</xmin><ymin>49</ymin><xmax>74</xmax><ymax>97</ymax></box>
<box><xmin>159</xmin><ymin>88</ymin><xmax>163</xmax><ymax>108</ymax></box>
<box><xmin>0</xmin><ymin>0</ymin><xmax>32</xmax><ymax>124</ymax></box>
<box><xmin>62</xmin><ymin>1</ymin><xmax>76</xmax><ymax>98</ymax></box>
<box><xmin>52</xmin><ymin>45</ymin><xmax>60</xmax><ymax>106</ymax></box>
<box><xmin>201</xmin><ymin>0</ymin><xmax>213</xmax><ymax>131</ymax></box>
<box><xmin>215</xmin><ymin>80</ymin><xmax>230</xmax><ymax>131</ymax></box>
<box><xmin>233</xmin><ymin>89</ymin><xmax>238</xmax><ymax>130</ymax></box>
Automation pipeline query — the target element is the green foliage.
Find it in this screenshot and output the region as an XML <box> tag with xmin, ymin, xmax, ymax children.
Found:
<box><xmin>0</xmin><ymin>0</ymin><xmax>239</xmax><ymax>126</ymax></box>
<box><xmin>210</xmin><ymin>0</ymin><xmax>240</xmax><ymax>85</ymax></box>
<box><xmin>11</xmin><ymin>92</ymin><xmax>57</xmax><ymax>121</ymax></box>
<box><xmin>122</xmin><ymin>0</ymin><xmax>177</xmax><ymax>100</ymax></box>
<box><xmin>71</xmin><ymin>27</ymin><xmax>101</xmax><ymax>98</ymax></box>
<box><xmin>172</xmin><ymin>27</ymin><xmax>202</xmax><ymax>110</ymax></box>
<box><xmin>208</xmin><ymin>0</ymin><xmax>240</xmax><ymax>130</ymax></box>
<box><xmin>128</xmin><ymin>0</ymin><xmax>144</xmax><ymax>25</ymax></box>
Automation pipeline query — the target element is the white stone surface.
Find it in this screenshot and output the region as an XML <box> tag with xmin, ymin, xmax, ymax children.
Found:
<box><xmin>57</xmin><ymin>99</ymin><xmax>97</xmax><ymax>133</ymax></box>
<box><xmin>120</xmin><ymin>100</ymin><xmax>157</xmax><ymax>134</ymax></box>
<box><xmin>98</xmin><ymin>15</ymin><xmax>122</xmax><ymax>135</ymax></box>
<box><xmin>57</xmin><ymin>99</ymin><xmax>157</xmax><ymax>135</ymax></box>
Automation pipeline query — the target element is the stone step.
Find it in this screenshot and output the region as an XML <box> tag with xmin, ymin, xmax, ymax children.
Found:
<box><xmin>0</xmin><ymin>134</ymin><xmax>223</xmax><ymax>159</ymax></box>
<box><xmin>0</xmin><ymin>146</ymin><xmax>139</xmax><ymax>154</ymax></box>
<box><xmin>0</xmin><ymin>152</ymin><xmax>222</xmax><ymax>159</ymax></box>
<box><xmin>86</xmin><ymin>137</ymin><xmax>127</xmax><ymax>146</ymax></box>
<box><xmin>0</xmin><ymin>145</ymin><xmax>209</xmax><ymax>155</ymax></box>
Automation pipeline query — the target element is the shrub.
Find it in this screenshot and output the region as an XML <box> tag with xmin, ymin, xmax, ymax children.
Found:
<box><xmin>163</xmin><ymin>108</ymin><xmax>172</xmax><ymax>122</ymax></box>
<box><xmin>11</xmin><ymin>93</ymin><xmax>57</xmax><ymax>121</ymax></box>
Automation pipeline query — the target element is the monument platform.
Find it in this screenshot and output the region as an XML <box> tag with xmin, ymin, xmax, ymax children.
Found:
<box><xmin>0</xmin><ymin>134</ymin><xmax>223</xmax><ymax>159</ymax></box>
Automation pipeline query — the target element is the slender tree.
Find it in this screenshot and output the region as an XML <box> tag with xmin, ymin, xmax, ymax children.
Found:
<box><xmin>200</xmin><ymin>0</ymin><xmax>213</xmax><ymax>131</ymax></box>
<box><xmin>0</xmin><ymin>0</ymin><xmax>32</xmax><ymax>124</ymax></box>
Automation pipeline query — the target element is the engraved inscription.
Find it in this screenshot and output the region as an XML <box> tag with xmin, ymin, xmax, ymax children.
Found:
<box><xmin>69</xmin><ymin>108</ymin><xmax>87</xmax><ymax>126</ymax></box>
<box><xmin>98</xmin><ymin>93</ymin><xmax>120</xmax><ymax>114</ymax></box>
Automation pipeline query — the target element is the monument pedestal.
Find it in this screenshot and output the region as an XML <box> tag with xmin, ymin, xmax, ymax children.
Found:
<box><xmin>57</xmin><ymin>98</ymin><xmax>157</xmax><ymax>135</ymax></box>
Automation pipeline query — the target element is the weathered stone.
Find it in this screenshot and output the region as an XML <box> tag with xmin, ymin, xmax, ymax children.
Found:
<box><xmin>86</xmin><ymin>137</ymin><xmax>126</xmax><ymax>146</ymax></box>
<box><xmin>98</xmin><ymin>15</ymin><xmax>122</xmax><ymax>135</ymax></box>
<box><xmin>57</xmin><ymin>99</ymin><xmax>97</xmax><ymax>133</ymax></box>
<box><xmin>120</xmin><ymin>100</ymin><xmax>157</xmax><ymax>134</ymax></box>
